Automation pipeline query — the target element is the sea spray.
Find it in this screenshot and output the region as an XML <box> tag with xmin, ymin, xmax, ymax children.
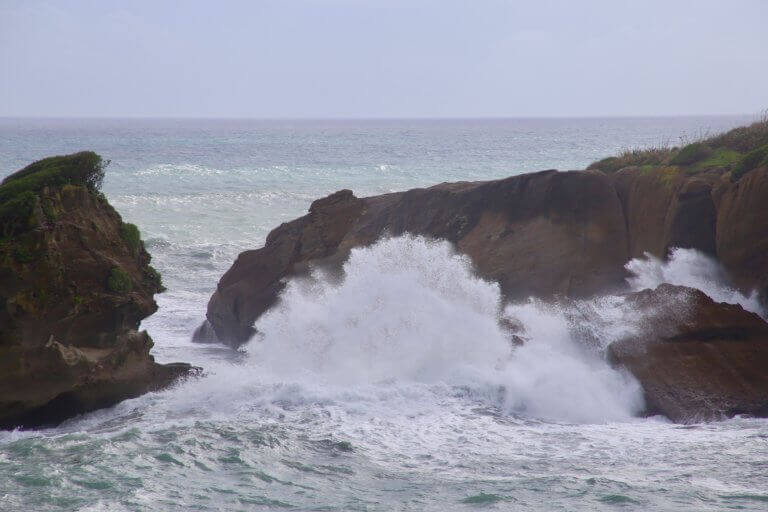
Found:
<box><xmin>625</xmin><ymin>248</ymin><xmax>764</xmax><ymax>316</ymax></box>
<box><xmin>249</xmin><ymin>235</ymin><xmax>644</xmax><ymax>423</ymax></box>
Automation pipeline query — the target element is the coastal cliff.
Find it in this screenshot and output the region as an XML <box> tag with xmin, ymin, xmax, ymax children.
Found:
<box><xmin>0</xmin><ymin>152</ymin><xmax>192</xmax><ymax>429</ymax></box>
<box><xmin>198</xmin><ymin>120</ymin><xmax>768</xmax><ymax>422</ymax></box>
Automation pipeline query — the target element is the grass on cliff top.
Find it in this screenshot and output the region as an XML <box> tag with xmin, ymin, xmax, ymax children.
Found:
<box><xmin>0</xmin><ymin>151</ymin><xmax>108</xmax><ymax>204</ymax></box>
<box><xmin>587</xmin><ymin>115</ymin><xmax>768</xmax><ymax>180</ymax></box>
<box><xmin>0</xmin><ymin>152</ymin><xmax>109</xmax><ymax>237</ymax></box>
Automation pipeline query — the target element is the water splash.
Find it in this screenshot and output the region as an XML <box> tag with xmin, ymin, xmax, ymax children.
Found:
<box><xmin>626</xmin><ymin>248</ymin><xmax>764</xmax><ymax>316</ymax></box>
<box><xmin>249</xmin><ymin>235</ymin><xmax>643</xmax><ymax>423</ymax></box>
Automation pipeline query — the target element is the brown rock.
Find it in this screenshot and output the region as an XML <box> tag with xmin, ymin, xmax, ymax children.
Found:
<box><xmin>612</xmin><ymin>166</ymin><xmax>720</xmax><ymax>259</ymax></box>
<box><xmin>0</xmin><ymin>153</ymin><xmax>195</xmax><ymax>429</ymax></box>
<box><xmin>199</xmin><ymin>170</ymin><xmax>630</xmax><ymax>347</ymax></box>
<box><xmin>608</xmin><ymin>284</ymin><xmax>768</xmax><ymax>422</ymax></box>
<box><xmin>716</xmin><ymin>166</ymin><xmax>768</xmax><ymax>299</ymax></box>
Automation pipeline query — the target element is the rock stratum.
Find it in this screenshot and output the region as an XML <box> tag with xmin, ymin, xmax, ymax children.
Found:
<box><xmin>199</xmin><ymin>119</ymin><xmax>768</xmax><ymax>422</ymax></box>
<box><xmin>0</xmin><ymin>152</ymin><xmax>193</xmax><ymax>429</ymax></box>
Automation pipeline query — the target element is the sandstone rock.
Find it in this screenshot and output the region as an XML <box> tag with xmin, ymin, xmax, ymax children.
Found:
<box><xmin>0</xmin><ymin>153</ymin><xmax>194</xmax><ymax>429</ymax></box>
<box><xmin>608</xmin><ymin>284</ymin><xmax>768</xmax><ymax>422</ymax></box>
<box><xmin>199</xmin><ymin>170</ymin><xmax>630</xmax><ymax>347</ymax></box>
<box><xmin>715</xmin><ymin>166</ymin><xmax>768</xmax><ymax>299</ymax></box>
<box><xmin>612</xmin><ymin>166</ymin><xmax>720</xmax><ymax>259</ymax></box>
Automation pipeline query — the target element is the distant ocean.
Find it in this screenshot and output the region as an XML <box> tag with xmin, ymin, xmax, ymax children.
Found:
<box><xmin>1</xmin><ymin>117</ymin><xmax>767</xmax><ymax>511</ymax></box>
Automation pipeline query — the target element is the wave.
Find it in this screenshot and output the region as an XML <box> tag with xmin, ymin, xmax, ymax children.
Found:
<box><xmin>626</xmin><ymin>248</ymin><xmax>764</xmax><ymax>317</ymax></box>
<box><xmin>247</xmin><ymin>235</ymin><xmax>644</xmax><ymax>424</ymax></box>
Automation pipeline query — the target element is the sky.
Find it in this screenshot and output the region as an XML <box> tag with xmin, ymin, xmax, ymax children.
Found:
<box><xmin>0</xmin><ymin>0</ymin><xmax>766</xmax><ymax>118</ymax></box>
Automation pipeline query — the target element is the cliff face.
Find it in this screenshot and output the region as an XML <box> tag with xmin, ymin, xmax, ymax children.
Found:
<box><xmin>0</xmin><ymin>152</ymin><xmax>191</xmax><ymax>429</ymax></box>
<box><xmin>715</xmin><ymin>167</ymin><xmax>768</xmax><ymax>298</ymax></box>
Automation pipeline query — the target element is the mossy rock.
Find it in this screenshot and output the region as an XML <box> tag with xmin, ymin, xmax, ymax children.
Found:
<box><xmin>0</xmin><ymin>152</ymin><xmax>107</xmax><ymax>201</ymax></box>
<box><xmin>107</xmin><ymin>267</ymin><xmax>133</xmax><ymax>293</ymax></box>
<box><xmin>144</xmin><ymin>265</ymin><xmax>165</xmax><ymax>293</ymax></box>
<box><xmin>0</xmin><ymin>191</ymin><xmax>37</xmax><ymax>237</ymax></box>
<box><xmin>120</xmin><ymin>222</ymin><xmax>141</xmax><ymax>254</ymax></box>
<box><xmin>0</xmin><ymin>152</ymin><xmax>108</xmax><ymax>236</ymax></box>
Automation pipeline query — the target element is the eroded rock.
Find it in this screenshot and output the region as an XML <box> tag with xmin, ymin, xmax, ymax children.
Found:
<box><xmin>0</xmin><ymin>152</ymin><xmax>195</xmax><ymax>429</ymax></box>
<box><xmin>608</xmin><ymin>284</ymin><xmax>768</xmax><ymax>422</ymax></box>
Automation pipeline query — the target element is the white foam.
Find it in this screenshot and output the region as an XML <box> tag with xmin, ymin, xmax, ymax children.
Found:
<box><xmin>246</xmin><ymin>235</ymin><xmax>643</xmax><ymax>423</ymax></box>
<box><xmin>626</xmin><ymin>248</ymin><xmax>764</xmax><ymax>316</ymax></box>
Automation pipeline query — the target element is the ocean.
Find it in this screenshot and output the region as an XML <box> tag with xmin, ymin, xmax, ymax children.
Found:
<box><xmin>1</xmin><ymin>117</ymin><xmax>766</xmax><ymax>511</ymax></box>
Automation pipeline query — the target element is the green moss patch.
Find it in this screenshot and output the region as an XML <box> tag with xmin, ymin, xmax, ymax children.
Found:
<box><xmin>0</xmin><ymin>191</ymin><xmax>37</xmax><ymax>237</ymax></box>
<box><xmin>106</xmin><ymin>267</ymin><xmax>133</xmax><ymax>293</ymax></box>
<box><xmin>0</xmin><ymin>152</ymin><xmax>109</xmax><ymax>236</ymax></box>
<box><xmin>692</xmin><ymin>147</ymin><xmax>742</xmax><ymax>171</ymax></box>
<box><xmin>0</xmin><ymin>152</ymin><xmax>107</xmax><ymax>204</ymax></box>
<box><xmin>732</xmin><ymin>143</ymin><xmax>768</xmax><ymax>182</ymax></box>
<box><xmin>144</xmin><ymin>265</ymin><xmax>165</xmax><ymax>293</ymax></box>
<box><xmin>119</xmin><ymin>222</ymin><xmax>141</xmax><ymax>254</ymax></box>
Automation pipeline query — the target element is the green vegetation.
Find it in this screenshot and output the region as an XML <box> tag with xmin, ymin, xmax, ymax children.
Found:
<box><xmin>0</xmin><ymin>151</ymin><xmax>108</xmax><ymax>203</ymax></box>
<box><xmin>692</xmin><ymin>147</ymin><xmax>742</xmax><ymax>171</ymax></box>
<box><xmin>0</xmin><ymin>190</ymin><xmax>37</xmax><ymax>237</ymax></box>
<box><xmin>40</xmin><ymin>198</ymin><xmax>58</xmax><ymax>222</ymax></box>
<box><xmin>13</xmin><ymin>245</ymin><xmax>34</xmax><ymax>263</ymax></box>
<box><xmin>106</xmin><ymin>267</ymin><xmax>133</xmax><ymax>293</ymax></box>
<box><xmin>588</xmin><ymin>148</ymin><xmax>674</xmax><ymax>174</ymax></box>
<box><xmin>144</xmin><ymin>265</ymin><xmax>166</xmax><ymax>292</ymax></box>
<box><xmin>588</xmin><ymin>116</ymin><xmax>768</xmax><ymax>180</ymax></box>
<box><xmin>0</xmin><ymin>152</ymin><xmax>109</xmax><ymax>237</ymax></box>
<box><xmin>120</xmin><ymin>222</ymin><xmax>141</xmax><ymax>254</ymax></box>
<box><xmin>732</xmin><ymin>143</ymin><xmax>768</xmax><ymax>182</ymax></box>
<box><xmin>669</xmin><ymin>142</ymin><xmax>711</xmax><ymax>165</ymax></box>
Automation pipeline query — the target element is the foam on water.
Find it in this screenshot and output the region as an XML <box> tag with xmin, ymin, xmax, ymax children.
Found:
<box><xmin>246</xmin><ymin>235</ymin><xmax>643</xmax><ymax>423</ymax></box>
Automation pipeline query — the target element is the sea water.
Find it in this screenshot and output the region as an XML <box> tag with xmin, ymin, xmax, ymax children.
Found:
<box><xmin>0</xmin><ymin>117</ymin><xmax>766</xmax><ymax>511</ymax></box>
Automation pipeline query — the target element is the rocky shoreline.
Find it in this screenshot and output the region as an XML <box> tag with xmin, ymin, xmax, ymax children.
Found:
<box><xmin>198</xmin><ymin>121</ymin><xmax>768</xmax><ymax>423</ymax></box>
<box><xmin>2</xmin><ymin>119</ymin><xmax>767</xmax><ymax>427</ymax></box>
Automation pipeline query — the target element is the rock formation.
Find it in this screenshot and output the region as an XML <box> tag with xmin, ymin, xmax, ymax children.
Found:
<box><xmin>608</xmin><ymin>284</ymin><xmax>768</xmax><ymax>422</ymax></box>
<box><xmin>199</xmin><ymin>163</ymin><xmax>768</xmax><ymax>349</ymax></box>
<box><xmin>198</xmin><ymin>120</ymin><xmax>768</xmax><ymax>422</ymax></box>
<box><xmin>0</xmin><ymin>152</ymin><xmax>193</xmax><ymax>429</ymax></box>
<box><xmin>199</xmin><ymin>170</ymin><xmax>630</xmax><ymax>347</ymax></box>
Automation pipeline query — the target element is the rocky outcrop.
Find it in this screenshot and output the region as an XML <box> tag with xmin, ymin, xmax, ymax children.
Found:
<box><xmin>715</xmin><ymin>166</ymin><xmax>768</xmax><ymax>300</ymax></box>
<box><xmin>608</xmin><ymin>284</ymin><xmax>768</xmax><ymax>422</ymax></box>
<box><xmin>199</xmin><ymin>170</ymin><xmax>630</xmax><ymax>347</ymax></box>
<box><xmin>200</xmin><ymin>161</ymin><xmax>768</xmax><ymax>348</ymax></box>
<box><xmin>612</xmin><ymin>166</ymin><xmax>720</xmax><ymax>259</ymax></box>
<box><xmin>0</xmin><ymin>152</ymin><xmax>193</xmax><ymax>429</ymax></box>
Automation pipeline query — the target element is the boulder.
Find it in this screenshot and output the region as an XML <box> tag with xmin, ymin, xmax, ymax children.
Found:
<box><xmin>608</xmin><ymin>284</ymin><xmax>768</xmax><ymax>422</ymax></box>
<box><xmin>0</xmin><ymin>152</ymin><xmax>194</xmax><ymax>429</ymax></box>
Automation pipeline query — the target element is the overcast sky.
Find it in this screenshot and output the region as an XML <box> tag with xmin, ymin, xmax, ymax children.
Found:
<box><xmin>1</xmin><ymin>0</ymin><xmax>766</xmax><ymax>118</ymax></box>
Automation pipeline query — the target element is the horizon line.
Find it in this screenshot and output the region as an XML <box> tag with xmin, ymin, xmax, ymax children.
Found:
<box><xmin>0</xmin><ymin>112</ymin><xmax>759</xmax><ymax>122</ymax></box>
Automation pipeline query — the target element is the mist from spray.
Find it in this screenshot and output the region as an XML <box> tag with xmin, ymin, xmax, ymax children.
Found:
<box><xmin>626</xmin><ymin>248</ymin><xmax>764</xmax><ymax>317</ymax></box>
<box><xmin>248</xmin><ymin>235</ymin><xmax>644</xmax><ymax>423</ymax></box>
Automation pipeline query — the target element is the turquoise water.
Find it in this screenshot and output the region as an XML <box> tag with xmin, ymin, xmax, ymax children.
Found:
<box><xmin>1</xmin><ymin>117</ymin><xmax>766</xmax><ymax>511</ymax></box>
